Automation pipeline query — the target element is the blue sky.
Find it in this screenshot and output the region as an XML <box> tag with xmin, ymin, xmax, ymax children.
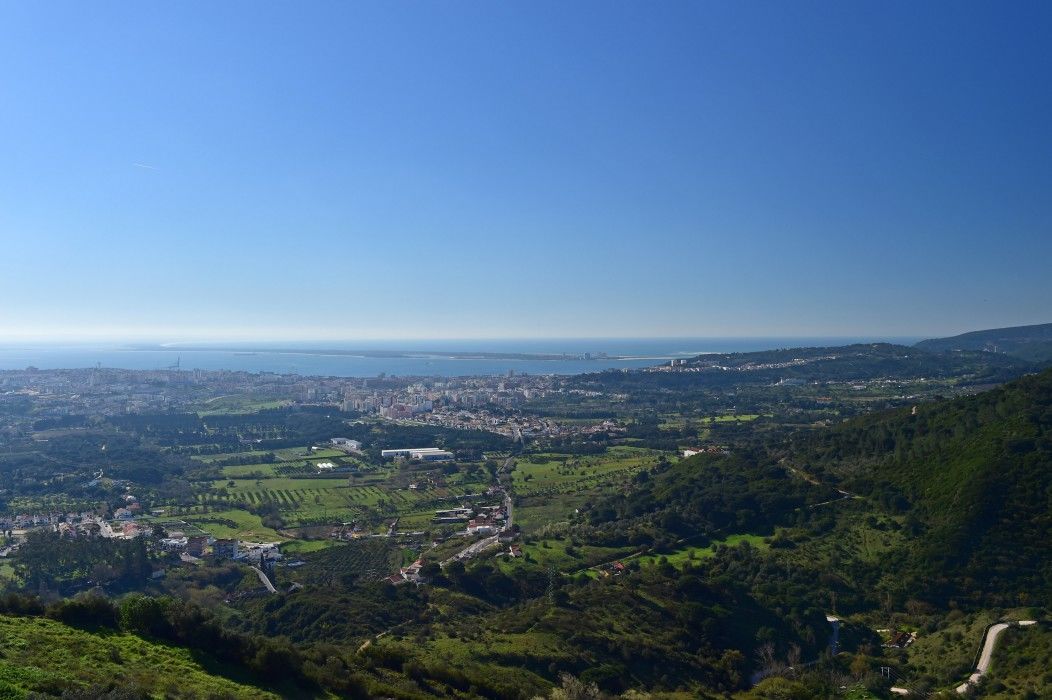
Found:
<box><xmin>1</xmin><ymin>1</ymin><xmax>1049</xmax><ymax>341</ymax></box>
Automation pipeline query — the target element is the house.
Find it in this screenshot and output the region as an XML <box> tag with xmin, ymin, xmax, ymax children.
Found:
<box><xmin>161</xmin><ymin>536</ymin><xmax>188</xmax><ymax>551</ymax></box>
<box><xmin>186</xmin><ymin>536</ymin><xmax>208</xmax><ymax>557</ymax></box>
<box><xmin>885</xmin><ymin>630</ymin><xmax>915</xmax><ymax>648</ymax></box>
<box><xmin>212</xmin><ymin>538</ymin><xmax>238</xmax><ymax>559</ymax></box>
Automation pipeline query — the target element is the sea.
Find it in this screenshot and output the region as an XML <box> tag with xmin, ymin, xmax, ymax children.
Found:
<box><xmin>0</xmin><ymin>337</ymin><xmax>920</xmax><ymax>378</ymax></box>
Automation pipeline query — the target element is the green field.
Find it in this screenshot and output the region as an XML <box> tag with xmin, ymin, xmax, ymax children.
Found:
<box><xmin>511</xmin><ymin>446</ymin><xmax>669</xmax><ymax>530</ymax></box>
<box><xmin>497</xmin><ymin>538</ymin><xmax>633</xmax><ymax>572</ymax></box>
<box><xmin>182</xmin><ymin>509</ymin><xmax>288</xmax><ymax>541</ymax></box>
<box><xmin>630</xmin><ymin>533</ymin><xmax>769</xmax><ymax>569</ymax></box>
<box><xmin>511</xmin><ymin>446</ymin><xmax>664</xmax><ymax>497</ymax></box>
<box><xmin>0</xmin><ymin>615</ymin><xmax>282</xmax><ymax>698</ymax></box>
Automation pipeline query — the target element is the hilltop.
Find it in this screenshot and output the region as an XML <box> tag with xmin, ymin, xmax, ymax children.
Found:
<box><xmin>915</xmin><ymin>322</ymin><xmax>1052</xmax><ymax>363</ymax></box>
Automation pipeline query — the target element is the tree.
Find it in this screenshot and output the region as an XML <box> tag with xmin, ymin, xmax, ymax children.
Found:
<box><xmin>546</xmin><ymin>673</ymin><xmax>605</xmax><ymax>700</ymax></box>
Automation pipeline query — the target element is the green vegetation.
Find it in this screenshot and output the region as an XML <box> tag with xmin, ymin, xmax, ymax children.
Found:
<box><xmin>982</xmin><ymin>622</ymin><xmax>1052</xmax><ymax>697</ymax></box>
<box><xmin>794</xmin><ymin>367</ymin><xmax>1052</xmax><ymax>606</ymax></box>
<box><xmin>915</xmin><ymin>321</ymin><xmax>1052</xmax><ymax>363</ymax></box>
<box><xmin>1</xmin><ymin>341</ymin><xmax>1050</xmax><ymax>697</ymax></box>
<box><xmin>0</xmin><ymin>614</ymin><xmax>281</xmax><ymax>699</ymax></box>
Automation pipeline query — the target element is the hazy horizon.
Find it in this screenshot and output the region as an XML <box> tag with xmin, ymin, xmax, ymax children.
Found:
<box><xmin>0</xmin><ymin>332</ymin><xmax>938</xmax><ymax>347</ymax></box>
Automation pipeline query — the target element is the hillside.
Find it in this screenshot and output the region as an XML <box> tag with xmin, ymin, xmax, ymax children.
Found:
<box><xmin>791</xmin><ymin>367</ymin><xmax>1052</xmax><ymax>605</ymax></box>
<box><xmin>916</xmin><ymin>322</ymin><xmax>1052</xmax><ymax>363</ymax></box>
<box><xmin>0</xmin><ymin>614</ymin><xmax>282</xmax><ymax>699</ymax></box>
<box><xmin>569</xmin><ymin>343</ymin><xmax>1033</xmax><ymax>394</ymax></box>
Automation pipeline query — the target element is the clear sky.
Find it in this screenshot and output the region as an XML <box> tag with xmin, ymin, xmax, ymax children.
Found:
<box><xmin>1</xmin><ymin>1</ymin><xmax>1050</xmax><ymax>342</ymax></box>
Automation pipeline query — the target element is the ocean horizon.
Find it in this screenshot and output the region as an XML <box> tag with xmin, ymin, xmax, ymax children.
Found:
<box><xmin>0</xmin><ymin>337</ymin><xmax>923</xmax><ymax>378</ymax></box>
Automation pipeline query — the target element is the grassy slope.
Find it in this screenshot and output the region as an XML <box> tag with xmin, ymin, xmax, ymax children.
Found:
<box><xmin>0</xmin><ymin>615</ymin><xmax>283</xmax><ymax>699</ymax></box>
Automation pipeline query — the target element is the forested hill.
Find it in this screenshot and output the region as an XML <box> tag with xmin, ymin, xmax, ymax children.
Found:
<box><xmin>790</xmin><ymin>367</ymin><xmax>1052</xmax><ymax>606</ymax></box>
<box><xmin>570</xmin><ymin>343</ymin><xmax>1032</xmax><ymax>394</ymax></box>
<box><xmin>915</xmin><ymin>322</ymin><xmax>1052</xmax><ymax>363</ymax></box>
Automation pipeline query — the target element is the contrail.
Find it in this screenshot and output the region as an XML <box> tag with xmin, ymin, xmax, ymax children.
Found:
<box><xmin>133</xmin><ymin>162</ymin><xmax>158</xmax><ymax>170</ymax></box>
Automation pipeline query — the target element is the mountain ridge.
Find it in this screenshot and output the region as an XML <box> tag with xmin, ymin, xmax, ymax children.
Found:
<box><xmin>915</xmin><ymin>322</ymin><xmax>1052</xmax><ymax>363</ymax></box>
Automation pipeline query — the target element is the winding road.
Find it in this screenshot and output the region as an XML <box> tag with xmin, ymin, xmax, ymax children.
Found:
<box><xmin>250</xmin><ymin>565</ymin><xmax>278</xmax><ymax>594</ymax></box>
<box><xmin>955</xmin><ymin>620</ymin><xmax>1037</xmax><ymax>694</ymax></box>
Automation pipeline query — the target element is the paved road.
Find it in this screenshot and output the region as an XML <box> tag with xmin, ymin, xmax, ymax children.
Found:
<box><xmin>955</xmin><ymin>620</ymin><xmax>1037</xmax><ymax>694</ymax></box>
<box><xmin>250</xmin><ymin>565</ymin><xmax>278</xmax><ymax>594</ymax></box>
<box><xmin>442</xmin><ymin>534</ymin><xmax>500</xmax><ymax>567</ymax></box>
<box><xmin>438</xmin><ymin>461</ymin><xmax>514</xmax><ymax>568</ymax></box>
<box><xmin>826</xmin><ymin>615</ymin><xmax>841</xmax><ymax>654</ymax></box>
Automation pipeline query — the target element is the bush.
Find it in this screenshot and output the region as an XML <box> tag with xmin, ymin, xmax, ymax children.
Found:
<box><xmin>47</xmin><ymin>593</ymin><xmax>119</xmax><ymax>630</ymax></box>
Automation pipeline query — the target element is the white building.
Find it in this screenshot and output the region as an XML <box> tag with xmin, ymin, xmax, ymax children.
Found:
<box><xmin>330</xmin><ymin>438</ymin><xmax>362</xmax><ymax>452</ymax></box>
<box><xmin>381</xmin><ymin>447</ymin><xmax>454</xmax><ymax>462</ymax></box>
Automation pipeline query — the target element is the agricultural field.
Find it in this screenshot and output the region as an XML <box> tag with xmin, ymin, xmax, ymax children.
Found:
<box><xmin>510</xmin><ymin>446</ymin><xmax>670</xmax><ymax>530</ymax></box>
<box><xmin>291</xmin><ymin>539</ymin><xmax>400</xmax><ymax>584</ymax></box>
<box><xmin>181</xmin><ymin>509</ymin><xmax>287</xmax><ymax>541</ymax></box>
<box><xmin>202</xmin><ymin>475</ymin><xmax>480</xmax><ymax>530</ymax></box>
<box><xmin>658</xmin><ymin>413</ymin><xmax>763</xmax><ymax>430</ymax></box>
<box><xmin>511</xmin><ymin>446</ymin><xmax>666</xmax><ymax>497</ymax></box>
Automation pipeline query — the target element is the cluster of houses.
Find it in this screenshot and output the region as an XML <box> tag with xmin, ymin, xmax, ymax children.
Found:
<box><xmin>158</xmin><ymin>533</ymin><xmax>281</xmax><ymax>563</ymax></box>
<box><xmin>1</xmin><ymin>512</ymin><xmax>89</xmax><ymax>531</ymax></box>
<box><xmin>1</xmin><ymin>509</ymin><xmax>146</xmax><ymax>540</ymax></box>
<box><xmin>466</xmin><ymin>506</ymin><xmax>505</xmax><ymax>535</ymax></box>
<box><xmin>431</xmin><ymin>502</ymin><xmax>508</xmax><ymax>535</ymax></box>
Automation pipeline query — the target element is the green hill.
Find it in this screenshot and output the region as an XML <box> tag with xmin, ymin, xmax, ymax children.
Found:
<box><xmin>792</xmin><ymin>367</ymin><xmax>1052</xmax><ymax>605</ymax></box>
<box><xmin>0</xmin><ymin>614</ymin><xmax>282</xmax><ymax>699</ymax></box>
<box><xmin>915</xmin><ymin>322</ymin><xmax>1052</xmax><ymax>363</ymax></box>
